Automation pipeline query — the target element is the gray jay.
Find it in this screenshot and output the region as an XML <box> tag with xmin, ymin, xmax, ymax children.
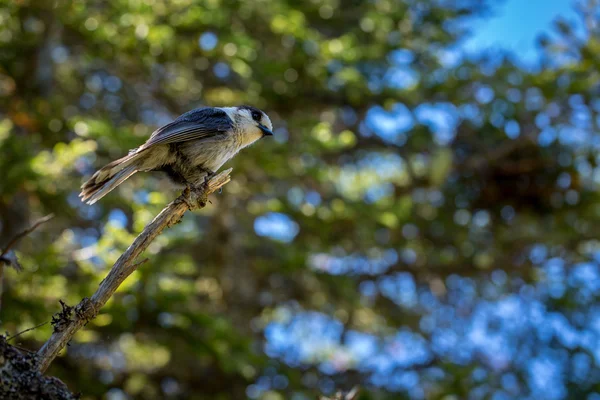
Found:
<box><xmin>80</xmin><ymin>105</ymin><xmax>273</xmax><ymax>204</ymax></box>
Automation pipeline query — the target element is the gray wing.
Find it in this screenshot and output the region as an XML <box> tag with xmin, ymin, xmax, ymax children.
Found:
<box><xmin>140</xmin><ymin>107</ymin><xmax>232</xmax><ymax>149</ymax></box>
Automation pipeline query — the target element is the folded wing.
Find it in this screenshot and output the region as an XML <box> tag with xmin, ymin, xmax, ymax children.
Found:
<box><xmin>140</xmin><ymin>107</ymin><xmax>233</xmax><ymax>150</ymax></box>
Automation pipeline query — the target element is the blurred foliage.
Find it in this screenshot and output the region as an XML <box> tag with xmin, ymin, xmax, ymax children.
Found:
<box><xmin>2</xmin><ymin>0</ymin><xmax>600</xmax><ymax>399</ymax></box>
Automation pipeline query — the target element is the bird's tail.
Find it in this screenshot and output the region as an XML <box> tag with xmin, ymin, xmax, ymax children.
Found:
<box><xmin>80</xmin><ymin>151</ymin><xmax>145</xmax><ymax>204</ymax></box>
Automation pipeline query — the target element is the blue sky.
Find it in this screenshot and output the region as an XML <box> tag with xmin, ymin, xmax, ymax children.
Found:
<box><xmin>464</xmin><ymin>0</ymin><xmax>580</xmax><ymax>62</ymax></box>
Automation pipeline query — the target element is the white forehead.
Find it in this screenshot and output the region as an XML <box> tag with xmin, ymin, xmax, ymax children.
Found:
<box><xmin>221</xmin><ymin>106</ymin><xmax>272</xmax><ymax>130</ymax></box>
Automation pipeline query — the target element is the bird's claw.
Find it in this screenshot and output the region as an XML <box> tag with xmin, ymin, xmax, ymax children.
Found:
<box><xmin>179</xmin><ymin>185</ymin><xmax>195</xmax><ymax>209</ymax></box>
<box><xmin>203</xmin><ymin>171</ymin><xmax>222</xmax><ymax>194</ymax></box>
<box><xmin>202</xmin><ymin>170</ymin><xmax>216</xmax><ymax>189</ymax></box>
<box><xmin>178</xmin><ymin>171</ymin><xmax>217</xmax><ymax>209</ymax></box>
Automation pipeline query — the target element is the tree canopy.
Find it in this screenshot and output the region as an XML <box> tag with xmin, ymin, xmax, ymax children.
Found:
<box><xmin>2</xmin><ymin>0</ymin><xmax>600</xmax><ymax>399</ymax></box>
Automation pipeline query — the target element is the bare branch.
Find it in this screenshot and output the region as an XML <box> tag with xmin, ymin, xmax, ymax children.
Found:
<box><xmin>0</xmin><ymin>214</ymin><xmax>54</xmax><ymax>260</ymax></box>
<box><xmin>0</xmin><ymin>214</ymin><xmax>54</xmax><ymax>313</ymax></box>
<box><xmin>319</xmin><ymin>386</ymin><xmax>361</xmax><ymax>400</ymax></box>
<box><xmin>36</xmin><ymin>169</ymin><xmax>232</xmax><ymax>372</ymax></box>
<box><xmin>7</xmin><ymin>321</ymin><xmax>49</xmax><ymax>341</ymax></box>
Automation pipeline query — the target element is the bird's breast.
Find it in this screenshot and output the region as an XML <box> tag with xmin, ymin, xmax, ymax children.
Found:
<box><xmin>179</xmin><ymin>138</ymin><xmax>241</xmax><ymax>172</ymax></box>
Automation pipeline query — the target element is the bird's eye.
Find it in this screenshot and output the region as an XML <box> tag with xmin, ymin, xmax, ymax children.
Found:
<box><xmin>251</xmin><ymin>111</ymin><xmax>262</xmax><ymax>121</ymax></box>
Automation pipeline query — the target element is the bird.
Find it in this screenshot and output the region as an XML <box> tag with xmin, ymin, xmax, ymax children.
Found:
<box><xmin>80</xmin><ymin>105</ymin><xmax>273</xmax><ymax>204</ymax></box>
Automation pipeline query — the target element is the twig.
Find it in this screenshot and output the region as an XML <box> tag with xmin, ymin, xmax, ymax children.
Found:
<box><xmin>345</xmin><ymin>387</ymin><xmax>360</xmax><ymax>400</ymax></box>
<box><xmin>319</xmin><ymin>386</ymin><xmax>360</xmax><ymax>400</ymax></box>
<box><xmin>0</xmin><ymin>214</ymin><xmax>54</xmax><ymax>260</ymax></box>
<box><xmin>36</xmin><ymin>169</ymin><xmax>232</xmax><ymax>373</ymax></box>
<box><xmin>131</xmin><ymin>258</ymin><xmax>149</xmax><ymax>268</ymax></box>
<box><xmin>11</xmin><ymin>343</ymin><xmax>36</xmax><ymax>354</ymax></box>
<box><xmin>0</xmin><ymin>214</ymin><xmax>54</xmax><ymax>313</ymax></box>
<box><xmin>7</xmin><ymin>321</ymin><xmax>49</xmax><ymax>341</ymax></box>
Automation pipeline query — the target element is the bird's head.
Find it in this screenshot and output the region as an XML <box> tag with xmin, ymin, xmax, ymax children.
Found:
<box><xmin>232</xmin><ymin>105</ymin><xmax>273</xmax><ymax>146</ymax></box>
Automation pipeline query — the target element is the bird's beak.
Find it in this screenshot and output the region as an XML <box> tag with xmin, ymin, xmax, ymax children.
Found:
<box><xmin>259</xmin><ymin>124</ymin><xmax>274</xmax><ymax>137</ymax></box>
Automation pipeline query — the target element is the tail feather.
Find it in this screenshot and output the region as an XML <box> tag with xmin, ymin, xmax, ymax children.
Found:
<box><xmin>80</xmin><ymin>151</ymin><xmax>144</xmax><ymax>204</ymax></box>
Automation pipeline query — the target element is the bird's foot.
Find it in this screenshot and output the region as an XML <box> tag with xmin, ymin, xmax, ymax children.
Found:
<box><xmin>191</xmin><ymin>185</ymin><xmax>209</xmax><ymax>208</ymax></box>
<box><xmin>202</xmin><ymin>170</ymin><xmax>216</xmax><ymax>189</ymax></box>
<box><xmin>178</xmin><ymin>185</ymin><xmax>209</xmax><ymax>209</ymax></box>
<box><xmin>178</xmin><ymin>171</ymin><xmax>217</xmax><ymax>209</ymax></box>
<box><xmin>178</xmin><ymin>184</ymin><xmax>195</xmax><ymax>209</ymax></box>
<box><xmin>202</xmin><ymin>170</ymin><xmax>223</xmax><ymax>194</ymax></box>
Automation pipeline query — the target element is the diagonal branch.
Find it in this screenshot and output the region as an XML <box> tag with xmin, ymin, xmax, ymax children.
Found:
<box><xmin>0</xmin><ymin>213</ymin><xmax>54</xmax><ymax>314</ymax></box>
<box><xmin>319</xmin><ymin>386</ymin><xmax>360</xmax><ymax>400</ymax></box>
<box><xmin>36</xmin><ymin>169</ymin><xmax>233</xmax><ymax>373</ymax></box>
<box><xmin>0</xmin><ymin>213</ymin><xmax>55</xmax><ymax>261</ymax></box>
<box><xmin>7</xmin><ymin>321</ymin><xmax>49</xmax><ymax>341</ymax></box>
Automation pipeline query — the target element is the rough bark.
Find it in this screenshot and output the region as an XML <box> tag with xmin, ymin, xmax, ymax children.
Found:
<box><xmin>0</xmin><ymin>336</ymin><xmax>77</xmax><ymax>400</ymax></box>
